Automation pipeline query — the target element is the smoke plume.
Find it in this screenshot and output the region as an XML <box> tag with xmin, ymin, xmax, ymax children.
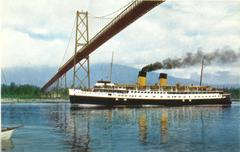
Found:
<box><xmin>141</xmin><ymin>48</ymin><xmax>240</xmax><ymax>72</ymax></box>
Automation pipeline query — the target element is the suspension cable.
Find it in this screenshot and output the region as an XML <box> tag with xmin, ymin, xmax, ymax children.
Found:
<box><xmin>59</xmin><ymin>18</ymin><xmax>76</xmax><ymax>69</ymax></box>
<box><xmin>89</xmin><ymin>0</ymin><xmax>133</xmax><ymax>19</ymax></box>
<box><xmin>1</xmin><ymin>69</ymin><xmax>7</xmax><ymax>84</ymax></box>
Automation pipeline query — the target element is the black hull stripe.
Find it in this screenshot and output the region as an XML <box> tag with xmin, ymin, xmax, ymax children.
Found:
<box><xmin>70</xmin><ymin>95</ymin><xmax>231</xmax><ymax>106</ymax></box>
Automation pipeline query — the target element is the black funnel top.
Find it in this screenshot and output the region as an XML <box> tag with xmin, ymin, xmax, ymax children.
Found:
<box><xmin>138</xmin><ymin>71</ymin><xmax>147</xmax><ymax>77</ymax></box>
<box><xmin>159</xmin><ymin>73</ymin><xmax>167</xmax><ymax>79</ymax></box>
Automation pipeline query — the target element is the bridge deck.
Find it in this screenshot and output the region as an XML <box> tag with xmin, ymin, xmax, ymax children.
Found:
<box><xmin>42</xmin><ymin>0</ymin><xmax>165</xmax><ymax>91</ymax></box>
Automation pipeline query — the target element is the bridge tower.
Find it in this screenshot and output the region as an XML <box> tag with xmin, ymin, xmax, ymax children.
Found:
<box><xmin>72</xmin><ymin>11</ymin><xmax>90</xmax><ymax>89</ymax></box>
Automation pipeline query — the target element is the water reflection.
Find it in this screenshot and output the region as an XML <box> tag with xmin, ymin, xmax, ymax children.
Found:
<box><xmin>50</xmin><ymin>105</ymin><xmax>231</xmax><ymax>151</ymax></box>
<box><xmin>1</xmin><ymin>140</ymin><xmax>14</xmax><ymax>151</ymax></box>
<box><xmin>2</xmin><ymin>103</ymin><xmax>236</xmax><ymax>152</ymax></box>
<box><xmin>70</xmin><ymin>110</ymin><xmax>90</xmax><ymax>152</ymax></box>
<box><xmin>138</xmin><ymin>112</ymin><xmax>148</xmax><ymax>144</ymax></box>
<box><xmin>160</xmin><ymin>110</ymin><xmax>168</xmax><ymax>144</ymax></box>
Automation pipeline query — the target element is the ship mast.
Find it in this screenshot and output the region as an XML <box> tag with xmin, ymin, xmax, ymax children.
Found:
<box><xmin>199</xmin><ymin>57</ymin><xmax>204</xmax><ymax>86</ymax></box>
<box><xmin>109</xmin><ymin>52</ymin><xmax>114</xmax><ymax>82</ymax></box>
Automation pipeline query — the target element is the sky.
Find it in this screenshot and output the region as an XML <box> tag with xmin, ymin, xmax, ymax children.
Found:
<box><xmin>1</xmin><ymin>0</ymin><xmax>240</xmax><ymax>84</ymax></box>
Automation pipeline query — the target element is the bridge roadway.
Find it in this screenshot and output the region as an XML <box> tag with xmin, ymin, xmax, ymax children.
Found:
<box><xmin>42</xmin><ymin>0</ymin><xmax>165</xmax><ymax>91</ymax></box>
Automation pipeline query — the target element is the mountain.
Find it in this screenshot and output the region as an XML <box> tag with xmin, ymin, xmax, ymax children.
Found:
<box><xmin>1</xmin><ymin>66</ymin><xmax>58</xmax><ymax>87</ymax></box>
<box><xmin>1</xmin><ymin>64</ymin><xmax>239</xmax><ymax>88</ymax></box>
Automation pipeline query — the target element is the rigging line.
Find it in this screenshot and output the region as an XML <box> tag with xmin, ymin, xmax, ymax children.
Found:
<box><xmin>89</xmin><ymin>0</ymin><xmax>133</xmax><ymax>19</ymax></box>
<box><xmin>59</xmin><ymin>18</ymin><xmax>76</xmax><ymax>69</ymax></box>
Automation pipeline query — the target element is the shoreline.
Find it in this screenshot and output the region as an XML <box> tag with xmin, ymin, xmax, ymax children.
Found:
<box><xmin>1</xmin><ymin>98</ymin><xmax>69</xmax><ymax>103</ymax></box>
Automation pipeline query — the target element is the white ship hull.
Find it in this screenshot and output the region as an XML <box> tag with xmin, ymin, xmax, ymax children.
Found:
<box><xmin>69</xmin><ymin>89</ymin><xmax>231</xmax><ymax>107</ymax></box>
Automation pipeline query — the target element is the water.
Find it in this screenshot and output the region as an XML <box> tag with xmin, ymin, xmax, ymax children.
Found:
<box><xmin>1</xmin><ymin>102</ymin><xmax>240</xmax><ymax>152</ymax></box>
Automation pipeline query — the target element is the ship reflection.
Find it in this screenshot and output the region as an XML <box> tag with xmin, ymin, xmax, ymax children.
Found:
<box><xmin>45</xmin><ymin>105</ymin><xmax>228</xmax><ymax>150</ymax></box>
<box><xmin>138</xmin><ymin>112</ymin><xmax>148</xmax><ymax>144</ymax></box>
<box><xmin>160</xmin><ymin>110</ymin><xmax>168</xmax><ymax>144</ymax></box>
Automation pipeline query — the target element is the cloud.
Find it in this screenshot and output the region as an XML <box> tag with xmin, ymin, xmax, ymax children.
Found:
<box><xmin>1</xmin><ymin>0</ymin><xmax>240</xmax><ymax>83</ymax></box>
<box><xmin>1</xmin><ymin>29</ymin><xmax>65</xmax><ymax>67</ymax></box>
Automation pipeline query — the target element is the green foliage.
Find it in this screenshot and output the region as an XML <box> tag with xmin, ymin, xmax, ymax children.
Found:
<box><xmin>1</xmin><ymin>83</ymin><xmax>41</xmax><ymax>99</ymax></box>
<box><xmin>1</xmin><ymin>83</ymin><xmax>68</xmax><ymax>99</ymax></box>
<box><xmin>223</xmin><ymin>88</ymin><xmax>240</xmax><ymax>99</ymax></box>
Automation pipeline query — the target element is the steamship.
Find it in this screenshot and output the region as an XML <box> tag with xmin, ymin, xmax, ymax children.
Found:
<box><xmin>69</xmin><ymin>72</ymin><xmax>231</xmax><ymax>107</ymax></box>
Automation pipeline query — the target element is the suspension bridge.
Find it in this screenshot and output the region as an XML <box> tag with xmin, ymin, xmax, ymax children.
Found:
<box><xmin>41</xmin><ymin>0</ymin><xmax>166</xmax><ymax>91</ymax></box>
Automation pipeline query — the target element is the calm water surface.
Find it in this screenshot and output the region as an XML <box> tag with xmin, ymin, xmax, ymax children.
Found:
<box><xmin>2</xmin><ymin>101</ymin><xmax>240</xmax><ymax>152</ymax></box>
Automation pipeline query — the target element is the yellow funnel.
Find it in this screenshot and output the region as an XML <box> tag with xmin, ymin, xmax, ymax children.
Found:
<box><xmin>159</xmin><ymin>73</ymin><xmax>168</xmax><ymax>86</ymax></box>
<box><xmin>137</xmin><ymin>71</ymin><xmax>147</xmax><ymax>88</ymax></box>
